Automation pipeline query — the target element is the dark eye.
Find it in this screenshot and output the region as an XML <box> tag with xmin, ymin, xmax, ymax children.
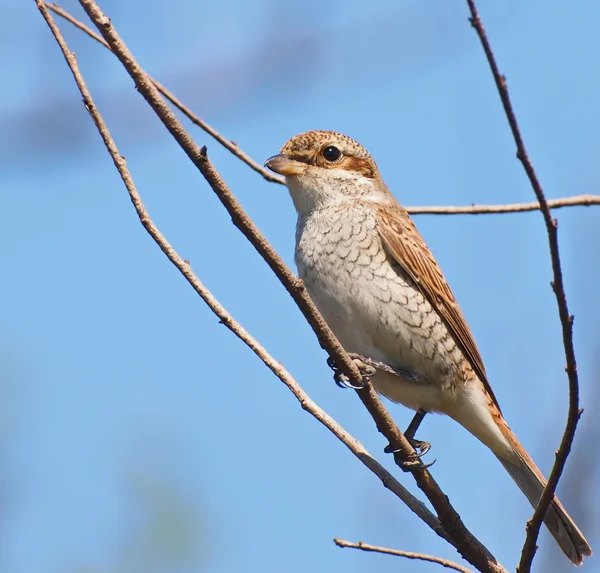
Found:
<box><xmin>322</xmin><ymin>145</ymin><xmax>341</xmax><ymax>162</ymax></box>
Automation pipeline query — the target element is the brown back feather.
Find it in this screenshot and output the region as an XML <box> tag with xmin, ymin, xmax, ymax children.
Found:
<box><xmin>375</xmin><ymin>201</ymin><xmax>501</xmax><ymax>411</ymax></box>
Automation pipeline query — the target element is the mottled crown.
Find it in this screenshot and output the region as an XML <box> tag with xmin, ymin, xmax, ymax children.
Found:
<box><xmin>279</xmin><ymin>130</ymin><xmax>379</xmax><ymax>179</ymax></box>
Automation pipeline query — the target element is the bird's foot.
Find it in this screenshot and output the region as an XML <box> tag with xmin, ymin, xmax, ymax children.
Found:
<box><xmin>399</xmin><ymin>456</ymin><xmax>437</xmax><ymax>473</ymax></box>
<box><xmin>384</xmin><ymin>409</ymin><xmax>430</xmax><ymax>453</ymax></box>
<box><xmin>327</xmin><ymin>354</ymin><xmax>423</xmax><ymax>389</ymax></box>
<box><xmin>384</xmin><ymin>438</ymin><xmax>431</xmax><ymax>458</ymax></box>
<box><xmin>410</xmin><ymin>439</ymin><xmax>431</xmax><ymax>457</ymax></box>
<box><xmin>384</xmin><ymin>409</ymin><xmax>434</xmax><ymax>471</ymax></box>
<box><xmin>385</xmin><ymin>440</ymin><xmax>436</xmax><ymax>472</ymax></box>
<box><xmin>348</xmin><ymin>354</ymin><xmax>419</xmax><ymax>379</ymax></box>
<box><xmin>327</xmin><ymin>354</ymin><xmax>377</xmax><ymax>389</ymax></box>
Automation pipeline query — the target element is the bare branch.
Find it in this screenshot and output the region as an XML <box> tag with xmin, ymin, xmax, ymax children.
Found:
<box><xmin>34</xmin><ymin>0</ymin><xmax>444</xmax><ymax>540</ymax></box>
<box><xmin>192</xmin><ymin>155</ymin><xmax>507</xmax><ymax>573</ymax></box>
<box><xmin>46</xmin><ymin>3</ymin><xmax>600</xmax><ymax>219</ymax></box>
<box><xmin>334</xmin><ymin>538</ymin><xmax>474</xmax><ymax>573</ymax></box>
<box><xmin>464</xmin><ymin>2</ymin><xmax>583</xmax><ymax>571</ymax></box>
<box><xmin>41</xmin><ymin>0</ymin><xmax>510</xmax><ymax>570</ymax></box>
<box><xmin>408</xmin><ymin>195</ymin><xmax>600</xmax><ymax>215</ymax></box>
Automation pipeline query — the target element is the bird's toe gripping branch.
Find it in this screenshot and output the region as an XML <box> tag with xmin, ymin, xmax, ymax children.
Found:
<box><xmin>384</xmin><ymin>409</ymin><xmax>436</xmax><ymax>472</ymax></box>
<box><xmin>327</xmin><ymin>354</ymin><xmax>376</xmax><ymax>389</ymax></box>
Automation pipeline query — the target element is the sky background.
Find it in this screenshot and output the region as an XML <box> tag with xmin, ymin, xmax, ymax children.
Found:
<box><xmin>2</xmin><ymin>1</ymin><xmax>599</xmax><ymax>572</ymax></box>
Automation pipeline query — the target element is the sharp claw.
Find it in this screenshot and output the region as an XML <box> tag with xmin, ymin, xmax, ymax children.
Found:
<box><xmin>411</xmin><ymin>440</ymin><xmax>431</xmax><ymax>457</ymax></box>
<box><xmin>336</xmin><ymin>379</ymin><xmax>365</xmax><ymax>390</ymax></box>
<box><xmin>333</xmin><ymin>372</ymin><xmax>364</xmax><ymax>390</ymax></box>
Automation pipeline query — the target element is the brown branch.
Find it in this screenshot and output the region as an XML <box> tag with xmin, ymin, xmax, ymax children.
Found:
<box><xmin>34</xmin><ymin>0</ymin><xmax>445</xmax><ymax>540</ymax></box>
<box><xmin>191</xmin><ymin>153</ymin><xmax>506</xmax><ymax>565</ymax></box>
<box><xmin>191</xmin><ymin>154</ymin><xmax>507</xmax><ymax>572</ymax></box>
<box><xmin>46</xmin><ymin>3</ymin><xmax>600</xmax><ymax>219</ymax></box>
<box><xmin>49</xmin><ymin>1</ymin><xmax>510</xmax><ymax>571</ymax></box>
<box><xmin>334</xmin><ymin>538</ymin><xmax>474</xmax><ymax>573</ymax></box>
<box><xmin>407</xmin><ymin>195</ymin><xmax>600</xmax><ymax>215</ymax></box>
<box><xmin>465</xmin><ymin>2</ymin><xmax>583</xmax><ymax>571</ymax></box>
<box><xmin>45</xmin><ymin>2</ymin><xmax>284</xmax><ymax>186</ymax></box>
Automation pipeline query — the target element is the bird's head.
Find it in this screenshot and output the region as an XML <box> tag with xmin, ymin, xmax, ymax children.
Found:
<box><xmin>265</xmin><ymin>130</ymin><xmax>391</xmax><ymax>214</ymax></box>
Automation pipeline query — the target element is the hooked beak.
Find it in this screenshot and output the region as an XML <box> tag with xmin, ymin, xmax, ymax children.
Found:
<box><xmin>264</xmin><ymin>154</ymin><xmax>307</xmax><ymax>177</ymax></box>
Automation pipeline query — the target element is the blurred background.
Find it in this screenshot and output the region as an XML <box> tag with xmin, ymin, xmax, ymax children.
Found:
<box><xmin>1</xmin><ymin>0</ymin><xmax>599</xmax><ymax>571</ymax></box>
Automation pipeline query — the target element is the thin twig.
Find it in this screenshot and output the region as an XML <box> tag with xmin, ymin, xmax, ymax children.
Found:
<box><xmin>34</xmin><ymin>0</ymin><xmax>445</xmax><ymax>540</ymax></box>
<box><xmin>46</xmin><ymin>3</ymin><xmax>600</xmax><ymax>218</ymax></box>
<box><xmin>334</xmin><ymin>538</ymin><xmax>474</xmax><ymax>573</ymax></box>
<box><xmin>63</xmin><ymin>1</ymin><xmax>508</xmax><ymax>571</ymax></box>
<box><xmin>408</xmin><ymin>195</ymin><xmax>600</xmax><ymax>215</ymax></box>
<box><xmin>465</xmin><ymin>2</ymin><xmax>583</xmax><ymax>571</ymax></box>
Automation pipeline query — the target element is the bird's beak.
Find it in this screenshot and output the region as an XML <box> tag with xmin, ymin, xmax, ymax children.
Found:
<box><xmin>264</xmin><ymin>154</ymin><xmax>307</xmax><ymax>176</ymax></box>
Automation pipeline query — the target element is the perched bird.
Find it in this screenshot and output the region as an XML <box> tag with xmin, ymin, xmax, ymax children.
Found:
<box><xmin>265</xmin><ymin>130</ymin><xmax>592</xmax><ymax>565</ymax></box>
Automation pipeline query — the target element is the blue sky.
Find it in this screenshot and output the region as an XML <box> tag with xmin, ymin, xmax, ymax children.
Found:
<box><xmin>2</xmin><ymin>1</ymin><xmax>599</xmax><ymax>572</ymax></box>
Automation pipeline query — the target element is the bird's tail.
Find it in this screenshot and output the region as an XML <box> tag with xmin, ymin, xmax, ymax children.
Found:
<box><xmin>497</xmin><ymin>425</ymin><xmax>592</xmax><ymax>565</ymax></box>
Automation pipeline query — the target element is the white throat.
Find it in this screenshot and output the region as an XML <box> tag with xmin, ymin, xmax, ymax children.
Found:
<box><xmin>285</xmin><ymin>169</ymin><xmax>378</xmax><ymax>215</ymax></box>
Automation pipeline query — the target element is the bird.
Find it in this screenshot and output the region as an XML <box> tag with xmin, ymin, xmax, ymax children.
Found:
<box><xmin>264</xmin><ymin>129</ymin><xmax>592</xmax><ymax>565</ymax></box>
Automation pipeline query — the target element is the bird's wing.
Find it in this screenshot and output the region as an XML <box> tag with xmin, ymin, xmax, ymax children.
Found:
<box><xmin>375</xmin><ymin>201</ymin><xmax>501</xmax><ymax>411</ymax></box>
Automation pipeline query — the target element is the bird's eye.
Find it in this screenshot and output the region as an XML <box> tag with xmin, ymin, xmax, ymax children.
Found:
<box><xmin>322</xmin><ymin>145</ymin><xmax>341</xmax><ymax>162</ymax></box>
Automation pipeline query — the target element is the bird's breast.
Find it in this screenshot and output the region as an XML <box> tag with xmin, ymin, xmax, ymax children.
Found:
<box><xmin>295</xmin><ymin>205</ymin><xmax>464</xmax><ymax>393</ymax></box>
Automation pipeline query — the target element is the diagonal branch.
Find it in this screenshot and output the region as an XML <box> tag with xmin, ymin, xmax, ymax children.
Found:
<box><xmin>193</xmin><ymin>155</ymin><xmax>505</xmax><ymax>573</ymax></box>
<box><xmin>34</xmin><ymin>0</ymin><xmax>444</xmax><ymax>541</ymax></box>
<box><xmin>464</xmin><ymin>2</ymin><xmax>584</xmax><ymax>571</ymax></box>
<box><xmin>42</xmin><ymin>0</ymin><xmax>508</xmax><ymax>570</ymax></box>
<box><xmin>334</xmin><ymin>538</ymin><xmax>474</xmax><ymax>573</ymax></box>
<box><xmin>46</xmin><ymin>2</ymin><xmax>600</xmax><ymax>218</ymax></box>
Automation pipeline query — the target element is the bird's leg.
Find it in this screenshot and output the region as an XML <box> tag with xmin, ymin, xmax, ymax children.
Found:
<box><xmin>404</xmin><ymin>409</ymin><xmax>431</xmax><ymax>456</ymax></box>
<box><xmin>327</xmin><ymin>356</ymin><xmax>434</xmax><ymax>471</ymax></box>
<box><xmin>390</xmin><ymin>410</ymin><xmax>436</xmax><ymax>472</ymax></box>
<box><xmin>385</xmin><ymin>409</ymin><xmax>431</xmax><ymax>457</ymax></box>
